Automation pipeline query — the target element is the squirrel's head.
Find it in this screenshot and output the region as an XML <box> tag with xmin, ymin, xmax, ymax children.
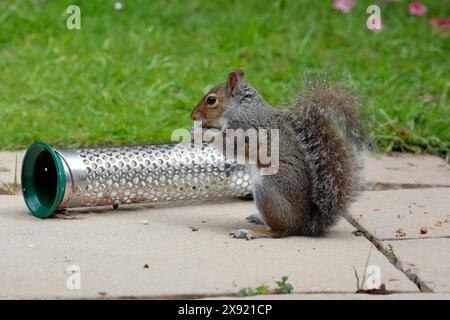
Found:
<box><xmin>191</xmin><ymin>68</ymin><xmax>245</xmax><ymax>129</ymax></box>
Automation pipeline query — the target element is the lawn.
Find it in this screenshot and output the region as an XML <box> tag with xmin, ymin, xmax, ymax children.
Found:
<box><xmin>0</xmin><ymin>0</ymin><xmax>449</xmax><ymax>159</ymax></box>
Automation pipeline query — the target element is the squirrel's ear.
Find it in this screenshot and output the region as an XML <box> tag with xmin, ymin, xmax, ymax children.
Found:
<box><xmin>236</xmin><ymin>68</ymin><xmax>245</xmax><ymax>78</ymax></box>
<box><xmin>227</xmin><ymin>68</ymin><xmax>244</xmax><ymax>97</ymax></box>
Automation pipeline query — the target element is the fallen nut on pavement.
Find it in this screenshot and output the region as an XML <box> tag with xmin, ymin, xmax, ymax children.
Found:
<box><xmin>395</xmin><ymin>228</ymin><xmax>406</xmax><ymax>238</ymax></box>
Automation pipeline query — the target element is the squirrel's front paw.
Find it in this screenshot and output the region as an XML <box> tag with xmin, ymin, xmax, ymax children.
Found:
<box><xmin>245</xmin><ymin>213</ymin><xmax>265</xmax><ymax>225</ymax></box>
<box><xmin>229</xmin><ymin>229</ymin><xmax>254</xmax><ymax>240</ymax></box>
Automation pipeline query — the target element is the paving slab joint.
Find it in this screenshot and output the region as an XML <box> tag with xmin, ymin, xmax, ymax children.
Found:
<box><xmin>362</xmin><ymin>182</ymin><xmax>450</xmax><ymax>191</ymax></box>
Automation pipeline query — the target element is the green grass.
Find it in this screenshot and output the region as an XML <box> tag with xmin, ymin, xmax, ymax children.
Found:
<box><xmin>0</xmin><ymin>0</ymin><xmax>449</xmax><ymax>159</ymax></box>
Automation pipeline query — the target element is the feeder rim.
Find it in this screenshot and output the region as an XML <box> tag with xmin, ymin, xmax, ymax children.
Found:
<box><xmin>21</xmin><ymin>141</ymin><xmax>66</xmax><ymax>218</ymax></box>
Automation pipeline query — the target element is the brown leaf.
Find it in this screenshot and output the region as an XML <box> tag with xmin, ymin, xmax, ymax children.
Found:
<box><xmin>399</xmin><ymin>128</ymin><xmax>410</xmax><ymax>136</ymax></box>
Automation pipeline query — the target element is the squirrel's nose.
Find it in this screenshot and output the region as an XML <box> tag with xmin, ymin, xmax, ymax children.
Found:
<box><xmin>191</xmin><ymin>110</ymin><xmax>202</xmax><ymax>121</ymax></box>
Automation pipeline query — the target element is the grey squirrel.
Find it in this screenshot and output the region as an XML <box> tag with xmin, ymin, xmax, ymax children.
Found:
<box><xmin>191</xmin><ymin>68</ymin><xmax>370</xmax><ymax>240</ymax></box>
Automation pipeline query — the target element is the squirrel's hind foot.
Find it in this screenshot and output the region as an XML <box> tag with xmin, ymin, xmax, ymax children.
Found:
<box><xmin>229</xmin><ymin>228</ymin><xmax>287</xmax><ymax>240</ymax></box>
<box><xmin>229</xmin><ymin>229</ymin><xmax>254</xmax><ymax>240</ymax></box>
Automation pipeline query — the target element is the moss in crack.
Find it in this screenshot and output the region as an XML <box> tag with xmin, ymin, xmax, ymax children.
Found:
<box><xmin>237</xmin><ymin>276</ymin><xmax>293</xmax><ymax>297</ymax></box>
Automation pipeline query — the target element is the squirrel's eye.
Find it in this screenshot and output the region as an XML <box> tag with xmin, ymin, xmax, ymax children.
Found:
<box><xmin>206</xmin><ymin>96</ymin><xmax>217</xmax><ymax>105</ymax></box>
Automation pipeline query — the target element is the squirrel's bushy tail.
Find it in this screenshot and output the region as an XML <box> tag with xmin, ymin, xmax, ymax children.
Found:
<box><xmin>290</xmin><ymin>77</ymin><xmax>371</xmax><ymax>236</ymax></box>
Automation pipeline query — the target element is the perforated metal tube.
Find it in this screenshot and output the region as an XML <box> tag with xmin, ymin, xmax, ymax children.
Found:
<box><xmin>21</xmin><ymin>142</ymin><xmax>252</xmax><ymax>218</ymax></box>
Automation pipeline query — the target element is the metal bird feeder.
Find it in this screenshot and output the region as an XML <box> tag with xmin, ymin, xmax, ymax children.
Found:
<box><xmin>21</xmin><ymin>141</ymin><xmax>252</xmax><ymax>218</ymax></box>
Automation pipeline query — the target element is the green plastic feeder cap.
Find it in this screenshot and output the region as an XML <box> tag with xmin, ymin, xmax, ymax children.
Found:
<box><xmin>21</xmin><ymin>142</ymin><xmax>66</xmax><ymax>218</ymax></box>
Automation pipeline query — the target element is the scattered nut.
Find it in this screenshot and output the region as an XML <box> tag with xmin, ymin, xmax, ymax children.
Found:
<box><xmin>420</xmin><ymin>227</ymin><xmax>428</xmax><ymax>234</ymax></box>
<box><xmin>435</xmin><ymin>221</ymin><xmax>443</xmax><ymax>227</ymax></box>
<box><xmin>143</xmin><ymin>264</ymin><xmax>149</xmax><ymax>269</ymax></box>
<box><xmin>190</xmin><ymin>227</ymin><xmax>199</xmax><ymax>232</ymax></box>
<box><xmin>395</xmin><ymin>228</ymin><xmax>406</xmax><ymax>238</ymax></box>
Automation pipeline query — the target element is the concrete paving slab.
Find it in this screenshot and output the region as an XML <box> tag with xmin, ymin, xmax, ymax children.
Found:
<box><xmin>0</xmin><ymin>196</ymin><xmax>418</xmax><ymax>299</ymax></box>
<box><xmin>362</xmin><ymin>153</ymin><xmax>450</xmax><ymax>190</ymax></box>
<box><xmin>205</xmin><ymin>293</ymin><xmax>450</xmax><ymax>300</ymax></box>
<box><xmin>380</xmin><ymin>238</ymin><xmax>450</xmax><ymax>293</ymax></box>
<box><xmin>348</xmin><ymin>188</ymin><xmax>450</xmax><ymax>240</ymax></box>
